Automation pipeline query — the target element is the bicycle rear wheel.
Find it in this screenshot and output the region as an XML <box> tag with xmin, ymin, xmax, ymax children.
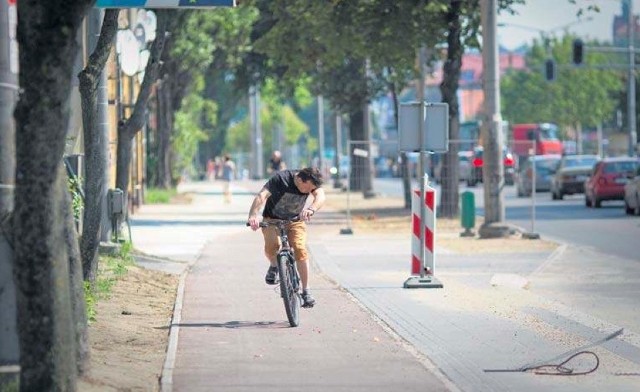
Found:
<box><xmin>277</xmin><ymin>254</ymin><xmax>300</xmax><ymax>327</ymax></box>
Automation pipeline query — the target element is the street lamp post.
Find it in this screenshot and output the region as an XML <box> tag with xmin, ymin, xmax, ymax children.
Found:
<box><xmin>628</xmin><ymin>0</ymin><xmax>637</xmax><ymax>156</ymax></box>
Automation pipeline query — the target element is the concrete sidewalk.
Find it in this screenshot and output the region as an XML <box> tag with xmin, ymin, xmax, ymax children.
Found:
<box><xmin>130</xmin><ymin>180</ymin><xmax>453</xmax><ymax>392</ymax></box>
<box><xmin>131</xmin><ymin>179</ymin><xmax>640</xmax><ymax>392</ymax></box>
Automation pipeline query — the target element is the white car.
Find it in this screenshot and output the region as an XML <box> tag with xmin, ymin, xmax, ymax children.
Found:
<box><xmin>624</xmin><ymin>164</ymin><xmax>640</xmax><ymax>215</ymax></box>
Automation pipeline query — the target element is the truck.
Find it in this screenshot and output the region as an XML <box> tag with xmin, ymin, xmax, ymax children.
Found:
<box><xmin>510</xmin><ymin>123</ymin><xmax>563</xmax><ymax>165</ymax></box>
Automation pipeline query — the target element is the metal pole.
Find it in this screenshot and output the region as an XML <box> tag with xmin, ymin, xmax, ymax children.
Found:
<box><xmin>318</xmin><ymin>95</ymin><xmax>324</xmax><ymax>173</ymax></box>
<box><xmin>481</xmin><ymin>0</ymin><xmax>505</xmax><ymax>226</ymax></box>
<box><xmin>340</xmin><ymin>139</ymin><xmax>354</xmax><ymax>235</ymax></box>
<box><xmin>629</xmin><ymin>0</ymin><xmax>637</xmax><ymax>156</ymax></box>
<box><xmin>417</xmin><ymin>47</ymin><xmax>427</xmax><ymax>279</ymax></box>
<box><xmin>0</xmin><ymin>0</ymin><xmax>17</xmax><ymax>215</ymax></box>
<box><xmin>86</xmin><ymin>8</ymin><xmax>112</xmax><ymax>242</ymax></box>
<box><xmin>531</xmin><ymin>152</ymin><xmax>536</xmax><ymax>233</ymax></box>
<box><xmin>597</xmin><ymin>122</ymin><xmax>604</xmax><ymax>158</ymax></box>
<box><xmin>256</xmin><ymin>87</ymin><xmax>263</xmax><ymax>178</ymax></box>
<box><xmin>333</xmin><ymin>113</ymin><xmax>343</xmax><ymax>188</ymax></box>
<box><xmin>523</xmin><ymin>144</ymin><xmax>539</xmax><ymax>239</ymax></box>
<box><xmin>249</xmin><ymin>85</ymin><xmax>263</xmax><ymax>179</ymax></box>
<box><xmin>0</xmin><ymin>0</ymin><xmax>19</xmax><ymax>371</ymax></box>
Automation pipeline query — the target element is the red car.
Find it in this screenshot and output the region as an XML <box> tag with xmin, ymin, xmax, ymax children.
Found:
<box><xmin>584</xmin><ymin>157</ymin><xmax>640</xmax><ymax>208</ymax></box>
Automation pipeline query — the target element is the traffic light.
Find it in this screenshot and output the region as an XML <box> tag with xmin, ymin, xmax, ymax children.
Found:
<box><xmin>544</xmin><ymin>59</ymin><xmax>556</xmax><ymax>81</ymax></box>
<box><xmin>572</xmin><ymin>39</ymin><xmax>584</xmax><ymax>65</ymax></box>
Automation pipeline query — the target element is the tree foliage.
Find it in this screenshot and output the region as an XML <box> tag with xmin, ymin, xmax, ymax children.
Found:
<box><xmin>226</xmin><ymin>77</ymin><xmax>311</xmax><ymax>159</ymax></box>
<box><xmin>172</xmin><ymin>75</ymin><xmax>216</xmax><ymax>179</ymax></box>
<box><xmin>157</xmin><ymin>7</ymin><xmax>258</xmax><ymax>178</ymax></box>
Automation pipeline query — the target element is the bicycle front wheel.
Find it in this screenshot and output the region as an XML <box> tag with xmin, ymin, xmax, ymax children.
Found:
<box><xmin>277</xmin><ymin>254</ymin><xmax>300</xmax><ymax>327</ymax></box>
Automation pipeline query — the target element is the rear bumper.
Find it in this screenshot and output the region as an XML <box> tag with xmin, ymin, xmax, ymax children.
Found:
<box><xmin>560</xmin><ymin>181</ymin><xmax>585</xmax><ymax>194</ymax></box>
<box><xmin>593</xmin><ymin>188</ymin><xmax>625</xmax><ymax>200</ymax></box>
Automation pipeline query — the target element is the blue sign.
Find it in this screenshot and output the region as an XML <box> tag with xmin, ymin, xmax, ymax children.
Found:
<box><xmin>96</xmin><ymin>0</ymin><xmax>236</xmax><ymax>7</ymax></box>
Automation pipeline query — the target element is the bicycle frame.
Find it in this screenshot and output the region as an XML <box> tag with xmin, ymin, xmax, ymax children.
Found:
<box><xmin>258</xmin><ymin>219</ymin><xmax>302</xmax><ymax>327</ymax></box>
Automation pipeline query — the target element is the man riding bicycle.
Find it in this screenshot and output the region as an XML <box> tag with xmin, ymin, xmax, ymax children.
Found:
<box><xmin>247</xmin><ymin>167</ymin><xmax>325</xmax><ymax>308</ymax></box>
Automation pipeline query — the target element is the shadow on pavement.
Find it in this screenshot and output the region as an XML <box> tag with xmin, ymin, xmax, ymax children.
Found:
<box><xmin>171</xmin><ymin>320</ymin><xmax>290</xmax><ymax>329</ymax></box>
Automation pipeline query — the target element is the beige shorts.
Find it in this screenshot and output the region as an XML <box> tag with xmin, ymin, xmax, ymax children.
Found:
<box><xmin>261</xmin><ymin>220</ymin><xmax>308</xmax><ymax>262</ymax></box>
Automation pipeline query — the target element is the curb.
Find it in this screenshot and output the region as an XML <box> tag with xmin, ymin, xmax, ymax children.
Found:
<box><xmin>160</xmin><ymin>263</ymin><xmax>189</xmax><ymax>392</ymax></box>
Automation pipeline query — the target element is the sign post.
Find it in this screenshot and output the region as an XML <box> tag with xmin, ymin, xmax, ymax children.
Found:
<box><xmin>398</xmin><ymin>101</ymin><xmax>448</xmax><ymax>289</ymax></box>
<box><xmin>96</xmin><ymin>0</ymin><xmax>236</xmax><ymax>8</ymax></box>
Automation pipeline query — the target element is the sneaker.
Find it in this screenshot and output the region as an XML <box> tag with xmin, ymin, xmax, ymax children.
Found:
<box><xmin>301</xmin><ymin>290</ymin><xmax>316</xmax><ymax>308</ymax></box>
<box><xmin>265</xmin><ymin>266</ymin><xmax>278</xmax><ymax>285</ymax></box>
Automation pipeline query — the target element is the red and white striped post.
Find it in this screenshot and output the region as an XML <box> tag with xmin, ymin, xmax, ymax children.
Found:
<box><xmin>404</xmin><ymin>182</ymin><xmax>443</xmax><ymax>288</ymax></box>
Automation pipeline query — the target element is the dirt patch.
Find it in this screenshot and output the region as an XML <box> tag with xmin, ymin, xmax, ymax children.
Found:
<box><xmin>78</xmin><ymin>266</ymin><xmax>179</xmax><ymax>391</ymax></box>
<box><xmin>323</xmin><ymin>189</ymin><xmax>559</xmax><ymax>254</ymax></box>
<box><xmin>170</xmin><ymin>192</ymin><xmax>193</xmax><ymax>204</ymax></box>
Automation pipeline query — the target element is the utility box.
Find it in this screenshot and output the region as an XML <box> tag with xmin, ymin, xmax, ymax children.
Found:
<box><xmin>460</xmin><ymin>191</ymin><xmax>475</xmax><ymax>237</ymax></box>
<box><xmin>108</xmin><ymin>188</ymin><xmax>124</xmax><ymax>215</ymax></box>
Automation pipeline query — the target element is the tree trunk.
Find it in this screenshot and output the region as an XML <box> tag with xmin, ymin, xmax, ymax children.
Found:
<box><xmin>14</xmin><ymin>2</ymin><xmax>93</xmax><ymax>389</ymax></box>
<box><xmin>62</xmin><ymin>171</ymin><xmax>89</xmax><ymax>376</ymax></box>
<box><xmin>116</xmin><ymin>10</ymin><xmax>169</xmax><ymax>200</ymax></box>
<box><xmin>156</xmin><ymin>75</ymin><xmax>173</xmax><ymax>189</ymax></box>
<box><xmin>115</xmin><ymin>127</ymin><xmax>133</xmax><ymax>202</ymax></box>
<box><xmin>78</xmin><ymin>9</ymin><xmax>118</xmax><ymax>284</ymax></box>
<box><xmin>388</xmin><ymin>76</ymin><xmax>411</xmax><ymax>209</ymax></box>
<box><xmin>438</xmin><ymin>1</ymin><xmax>463</xmax><ymax>218</ymax></box>
<box><xmin>347</xmin><ymin>106</ymin><xmax>370</xmax><ymax>193</ymax></box>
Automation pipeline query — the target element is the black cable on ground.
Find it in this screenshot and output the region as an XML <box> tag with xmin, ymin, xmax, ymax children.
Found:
<box><xmin>484</xmin><ymin>328</ymin><xmax>623</xmax><ymax>376</ymax></box>
<box><xmin>526</xmin><ymin>350</ymin><xmax>599</xmax><ymax>375</ymax></box>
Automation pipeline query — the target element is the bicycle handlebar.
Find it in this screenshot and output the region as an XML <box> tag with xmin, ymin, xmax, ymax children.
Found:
<box><xmin>246</xmin><ymin>216</ymin><xmax>301</xmax><ymax>228</ymax></box>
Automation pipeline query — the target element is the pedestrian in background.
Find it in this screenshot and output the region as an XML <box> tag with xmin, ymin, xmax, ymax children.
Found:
<box><xmin>221</xmin><ymin>154</ymin><xmax>236</xmax><ymax>203</ymax></box>
<box><xmin>267</xmin><ymin>150</ymin><xmax>286</xmax><ymax>175</ymax></box>
<box><xmin>206</xmin><ymin>158</ymin><xmax>215</xmax><ymax>181</ymax></box>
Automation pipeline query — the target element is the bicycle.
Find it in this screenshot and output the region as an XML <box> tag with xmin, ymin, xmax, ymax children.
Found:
<box><xmin>248</xmin><ymin>218</ymin><xmax>305</xmax><ymax>327</ymax></box>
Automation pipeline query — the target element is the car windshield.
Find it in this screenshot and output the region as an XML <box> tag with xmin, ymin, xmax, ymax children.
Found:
<box><xmin>564</xmin><ymin>156</ymin><xmax>598</xmax><ymax>168</ymax></box>
<box><xmin>603</xmin><ymin>161</ymin><xmax>638</xmax><ymax>174</ymax></box>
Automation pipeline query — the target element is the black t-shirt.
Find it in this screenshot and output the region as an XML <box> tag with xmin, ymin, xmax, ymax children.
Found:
<box><xmin>263</xmin><ymin>170</ymin><xmax>311</xmax><ymax>219</ymax></box>
<box><xmin>270</xmin><ymin>159</ymin><xmax>284</xmax><ymax>172</ymax></box>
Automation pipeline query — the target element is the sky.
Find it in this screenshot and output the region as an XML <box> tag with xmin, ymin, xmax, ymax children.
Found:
<box><xmin>497</xmin><ymin>0</ymin><xmax>632</xmax><ymax>50</ymax></box>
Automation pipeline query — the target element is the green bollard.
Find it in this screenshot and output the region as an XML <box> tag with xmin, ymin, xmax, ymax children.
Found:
<box><xmin>460</xmin><ymin>191</ymin><xmax>475</xmax><ymax>237</ymax></box>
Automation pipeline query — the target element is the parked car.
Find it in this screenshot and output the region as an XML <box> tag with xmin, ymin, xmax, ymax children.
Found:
<box><xmin>585</xmin><ymin>157</ymin><xmax>640</xmax><ymax>208</ymax></box>
<box><xmin>550</xmin><ymin>154</ymin><xmax>599</xmax><ymax>200</ymax></box>
<box><xmin>624</xmin><ymin>164</ymin><xmax>640</xmax><ymax>215</ymax></box>
<box><xmin>515</xmin><ymin>154</ymin><xmax>562</xmax><ymax>197</ymax></box>
<box><xmin>434</xmin><ymin>150</ymin><xmax>473</xmax><ymax>183</ymax></box>
<box><xmin>468</xmin><ymin>146</ymin><xmax>516</xmax><ymax>187</ymax></box>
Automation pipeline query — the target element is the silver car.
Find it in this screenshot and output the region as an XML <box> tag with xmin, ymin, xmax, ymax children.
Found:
<box><xmin>624</xmin><ymin>164</ymin><xmax>640</xmax><ymax>215</ymax></box>
<box><xmin>515</xmin><ymin>154</ymin><xmax>561</xmax><ymax>197</ymax></box>
<box><xmin>550</xmin><ymin>154</ymin><xmax>599</xmax><ymax>200</ymax></box>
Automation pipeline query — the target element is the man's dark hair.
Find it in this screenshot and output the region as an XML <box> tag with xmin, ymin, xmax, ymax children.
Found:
<box><xmin>298</xmin><ymin>167</ymin><xmax>323</xmax><ymax>187</ymax></box>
